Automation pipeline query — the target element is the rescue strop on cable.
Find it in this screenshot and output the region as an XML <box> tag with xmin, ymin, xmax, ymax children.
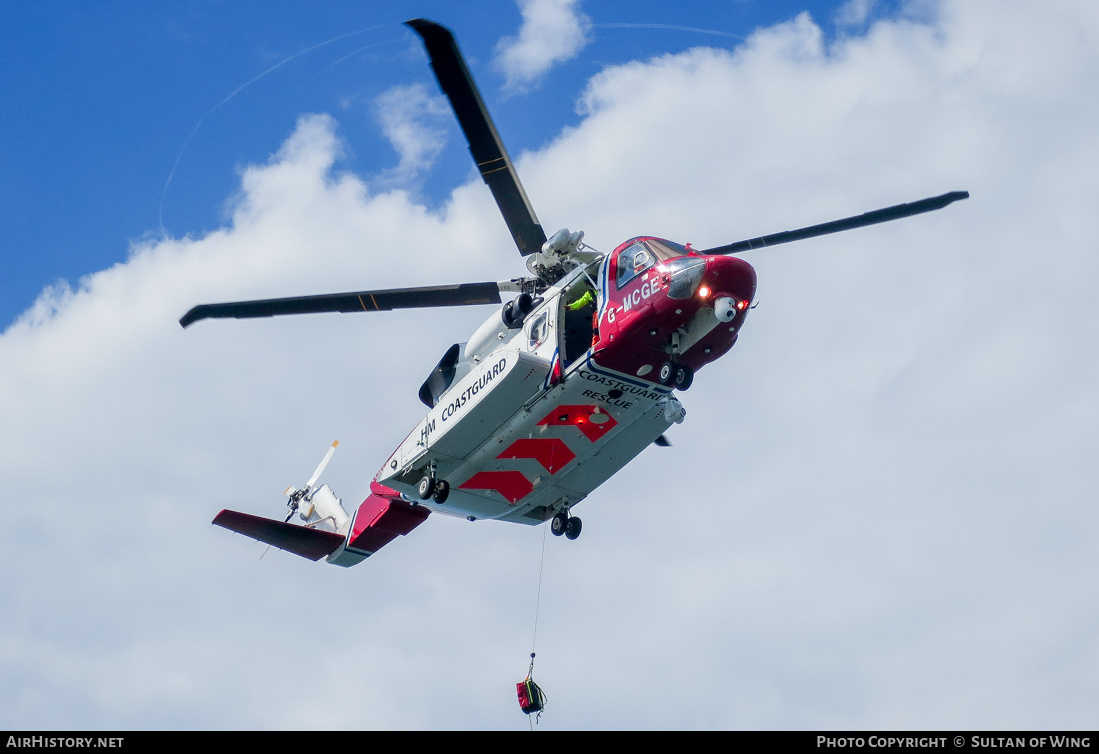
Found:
<box><xmin>516</xmin><ymin>652</ymin><xmax>546</xmax><ymax>715</ymax></box>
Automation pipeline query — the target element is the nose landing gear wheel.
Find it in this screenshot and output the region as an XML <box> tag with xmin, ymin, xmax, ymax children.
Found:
<box><xmin>658</xmin><ymin>361</ymin><xmax>676</xmax><ymax>386</ymax></box>
<box><xmin>417</xmin><ymin>475</ymin><xmax>434</xmax><ymax>500</ymax></box>
<box><xmin>674</xmin><ymin>365</ymin><xmax>694</xmax><ymax>391</ymax></box>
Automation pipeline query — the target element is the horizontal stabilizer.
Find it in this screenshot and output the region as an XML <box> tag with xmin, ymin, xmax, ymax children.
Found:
<box><xmin>213</xmin><ymin>509</ymin><xmax>345</xmax><ymax>561</ymax></box>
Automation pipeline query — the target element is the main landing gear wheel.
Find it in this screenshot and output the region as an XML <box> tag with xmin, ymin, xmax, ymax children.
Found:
<box><xmin>551</xmin><ymin>511</ymin><xmax>568</xmax><ymax>536</ymax></box>
<box><xmin>564</xmin><ymin>516</ymin><xmax>582</xmax><ymax>540</ymax></box>
<box><xmin>551</xmin><ymin>511</ymin><xmax>582</xmax><ymax>539</ymax></box>
<box><xmin>674</xmin><ymin>365</ymin><xmax>694</xmax><ymax>391</ymax></box>
<box><xmin>418</xmin><ymin>475</ymin><xmax>451</xmax><ymax>503</ymax></box>
<box><xmin>433</xmin><ymin>479</ymin><xmax>450</xmax><ymax>504</ymax></box>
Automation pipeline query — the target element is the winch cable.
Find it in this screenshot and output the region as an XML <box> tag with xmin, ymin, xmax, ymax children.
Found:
<box><xmin>531</xmin><ymin>521</ymin><xmax>548</xmax><ymax>656</ymax></box>
<box><xmin>527</xmin><ymin>522</ymin><xmax>549</xmax><ymax>729</ymax></box>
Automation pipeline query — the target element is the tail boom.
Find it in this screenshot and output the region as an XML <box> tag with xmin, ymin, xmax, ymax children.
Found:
<box><xmin>327</xmin><ymin>493</ymin><xmax>430</xmax><ymax>567</ymax></box>
<box><xmin>213</xmin><ymin>484</ymin><xmax>430</xmax><ymax>567</ymax></box>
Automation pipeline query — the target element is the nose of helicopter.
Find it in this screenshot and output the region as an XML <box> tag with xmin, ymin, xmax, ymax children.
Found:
<box><xmin>700</xmin><ymin>254</ymin><xmax>757</xmax><ymax>305</ymax></box>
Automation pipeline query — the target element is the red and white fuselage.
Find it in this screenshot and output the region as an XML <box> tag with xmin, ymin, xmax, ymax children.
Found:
<box><xmin>320</xmin><ymin>238</ymin><xmax>756</xmax><ymax>567</ymax></box>
<box><xmin>204</xmin><ymin>18</ymin><xmax>964</xmax><ymax>568</ymax></box>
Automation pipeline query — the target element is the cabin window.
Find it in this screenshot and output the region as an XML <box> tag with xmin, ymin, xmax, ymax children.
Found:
<box><xmin>528</xmin><ymin>312</ymin><xmax>548</xmax><ymax>350</ymax></box>
<box><xmin>616</xmin><ymin>243</ymin><xmax>654</xmax><ymax>288</ymax></box>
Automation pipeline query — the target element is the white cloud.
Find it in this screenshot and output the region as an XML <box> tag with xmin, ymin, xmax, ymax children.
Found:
<box><xmin>495</xmin><ymin>0</ymin><xmax>592</xmax><ymax>91</ymax></box>
<box><xmin>835</xmin><ymin>0</ymin><xmax>878</xmax><ymax>28</ymax></box>
<box><xmin>372</xmin><ymin>83</ymin><xmax>449</xmax><ymax>187</ymax></box>
<box><xmin>3</xmin><ymin>0</ymin><xmax>1099</xmax><ymax>729</ymax></box>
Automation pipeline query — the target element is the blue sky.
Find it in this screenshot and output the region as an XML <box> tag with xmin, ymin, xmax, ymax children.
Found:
<box><xmin>1</xmin><ymin>0</ymin><xmax>896</xmax><ymax>329</ymax></box>
<box><xmin>3</xmin><ymin>0</ymin><xmax>1098</xmax><ymax>731</ymax></box>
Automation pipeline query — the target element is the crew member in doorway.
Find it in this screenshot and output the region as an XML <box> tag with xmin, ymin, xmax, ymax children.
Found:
<box><xmin>563</xmin><ymin>283</ymin><xmax>598</xmax><ymax>361</ymax></box>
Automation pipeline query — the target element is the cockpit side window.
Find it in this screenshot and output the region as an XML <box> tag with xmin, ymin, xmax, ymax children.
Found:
<box><xmin>616</xmin><ymin>242</ymin><xmax>655</xmax><ymax>288</ymax></box>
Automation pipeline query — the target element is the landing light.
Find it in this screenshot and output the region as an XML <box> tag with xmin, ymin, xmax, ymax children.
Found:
<box><xmin>698</xmin><ymin>286</ymin><xmax>711</xmax><ymax>299</ymax></box>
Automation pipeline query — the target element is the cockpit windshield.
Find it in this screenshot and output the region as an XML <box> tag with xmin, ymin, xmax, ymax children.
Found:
<box><xmin>643</xmin><ymin>238</ymin><xmax>689</xmax><ymax>260</ymax></box>
<box><xmin>615</xmin><ymin>237</ymin><xmax>689</xmax><ymax>288</ymax></box>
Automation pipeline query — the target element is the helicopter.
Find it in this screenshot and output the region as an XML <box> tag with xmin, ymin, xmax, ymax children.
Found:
<box><xmin>181</xmin><ymin>18</ymin><xmax>969</xmax><ymax>567</ymax></box>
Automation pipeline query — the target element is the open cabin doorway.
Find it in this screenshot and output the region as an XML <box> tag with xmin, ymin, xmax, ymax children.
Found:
<box><xmin>559</xmin><ymin>262</ymin><xmax>600</xmax><ymax>368</ymax></box>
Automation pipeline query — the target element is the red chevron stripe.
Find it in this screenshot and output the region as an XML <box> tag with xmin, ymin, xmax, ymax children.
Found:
<box><xmin>497</xmin><ymin>438</ymin><xmax>576</xmax><ymax>474</ymax></box>
<box><xmin>459</xmin><ymin>471</ymin><xmax>534</xmax><ymax>504</ymax></box>
<box><xmin>537</xmin><ymin>405</ymin><xmax>617</xmax><ymax>442</ymax></box>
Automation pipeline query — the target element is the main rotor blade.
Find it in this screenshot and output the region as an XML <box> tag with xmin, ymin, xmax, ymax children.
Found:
<box><xmin>701</xmin><ymin>191</ymin><xmax>970</xmax><ymax>255</ymax></box>
<box><xmin>179</xmin><ymin>281</ymin><xmax>503</xmax><ymax>328</ymax></box>
<box><xmin>406</xmin><ymin>19</ymin><xmax>547</xmax><ymax>256</ymax></box>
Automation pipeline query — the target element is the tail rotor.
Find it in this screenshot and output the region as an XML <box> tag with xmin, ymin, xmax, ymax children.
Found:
<box><xmin>283</xmin><ymin>440</ymin><xmax>339</xmax><ymax>523</ymax></box>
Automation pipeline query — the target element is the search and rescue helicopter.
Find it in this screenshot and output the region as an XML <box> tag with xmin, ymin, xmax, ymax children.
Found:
<box><xmin>181</xmin><ymin>19</ymin><xmax>968</xmax><ymax>567</ymax></box>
